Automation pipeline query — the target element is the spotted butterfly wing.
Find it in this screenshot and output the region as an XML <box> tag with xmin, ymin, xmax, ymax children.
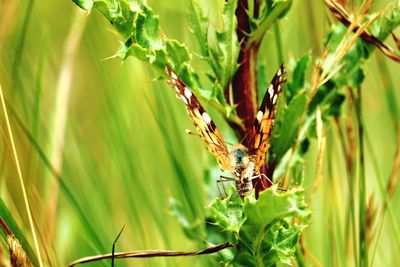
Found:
<box><xmin>244</xmin><ymin>64</ymin><xmax>286</xmax><ymax>172</ymax></box>
<box><xmin>165</xmin><ymin>67</ymin><xmax>231</xmax><ymax>171</ymax></box>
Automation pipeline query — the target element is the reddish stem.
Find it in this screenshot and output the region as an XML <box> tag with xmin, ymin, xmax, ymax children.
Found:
<box><xmin>228</xmin><ymin>0</ymin><xmax>259</xmax><ymax>140</ymax></box>
<box><xmin>228</xmin><ymin>0</ymin><xmax>271</xmax><ymax>196</ymax></box>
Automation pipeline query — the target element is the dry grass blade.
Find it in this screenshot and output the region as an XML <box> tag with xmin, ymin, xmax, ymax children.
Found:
<box><xmin>1</xmin><ymin>216</ymin><xmax>32</xmax><ymax>267</ymax></box>
<box><xmin>67</xmin><ymin>242</ymin><xmax>236</xmax><ymax>267</ymax></box>
<box><xmin>325</xmin><ymin>0</ymin><xmax>400</xmax><ymax>62</ymax></box>
<box><xmin>7</xmin><ymin>236</ymin><xmax>33</xmax><ymax>267</ymax></box>
<box><xmin>45</xmin><ymin>8</ymin><xmax>87</xmax><ymax>247</ymax></box>
<box><xmin>309</xmin><ymin>3</ymin><xmax>382</xmax><ymax>102</ymax></box>
<box><xmin>311</xmin><ymin>109</ymin><xmax>326</xmax><ymax>194</ymax></box>
<box><xmin>387</xmin><ymin>131</ymin><xmax>400</xmax><ymax>198</ymax></box>
<box><xmin>0</xmin><ymin>245</ymin><xmax>10</xmax><ymax>267</ymax></box>
<box><xmin>0</xmin><ymin>83</ymin><xmax>43</xmax><ymax>266</ymax></box>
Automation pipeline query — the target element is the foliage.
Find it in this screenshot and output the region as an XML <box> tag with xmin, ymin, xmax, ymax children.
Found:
<box><xmin>70</xmin><ymin>0</ymin><xmax>400</xmax><ymax>266</ymax></box>
<box><xmin>1</xmin><ymin>0</ymin><xmax>400</xmax><ymax>266</ymax></box>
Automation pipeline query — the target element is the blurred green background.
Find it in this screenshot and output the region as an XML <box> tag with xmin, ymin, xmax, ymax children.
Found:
<box><xmin>0</xmin><ymin>0</ymin><xmax>399</xmax><ymax>266</ymax></box>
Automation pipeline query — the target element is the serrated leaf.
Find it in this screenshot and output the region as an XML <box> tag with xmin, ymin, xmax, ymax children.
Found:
<box><xmin>243</xmin><ymin>187</ymin><xmax>309</xmax><ymax>230</ymax></box>
<box><xmin>94</xmin><ymin>0</ymin><xmax>139</xmax><ymax>39</ymax></box>
<box><xmin>134</xmin><ymin>3</ymin><xmax>162</xmax><ymax>49</ymax></box>
<box><xmin>370</xmin><ymin>2</ymin><xmax>400</xmax><ymax>40</ymax></box>
<box><xmin>166</xmin><ymin>40</ymin><xmax>191</xmax><ymax>71</ymax></box>
<box><xmin>235</xmin><ymin>187</ymin><xmax>310</xmax><ymax>266</ymax></box>
<box><xmin>189</xmin><ymin>0</ymin><xmax>209</xmax><ymax>57</ymax></box>
<box><xmin>73</xmin><ymin>0</ymin><xmax>195</xmax><ymax>77</ymax></box>
<box><xmin>262</xmin><ymin>223</ymin><xmax>304</xmax><ymax>266</ymax></box>
<box><xmin>208</xmin><ymin>194</ymin><xmax>245</xmax><ymax>232</ymax></box>
<box><xmin>208</xmin><ymin>0</ymin><xmax>240</xmax><ymax>90</ymax></box>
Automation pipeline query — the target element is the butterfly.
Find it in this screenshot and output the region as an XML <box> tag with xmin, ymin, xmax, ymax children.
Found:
<box><xmin>165</xmin><ymin>65</ymin><xmax>286</xmax><ymax>197</ymax></box>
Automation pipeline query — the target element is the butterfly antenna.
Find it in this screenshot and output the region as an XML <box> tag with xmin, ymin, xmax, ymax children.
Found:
<box><xmin>185</xmin><ymin>129</ymin><xmax>201</xmax><ymax>137</ymax></box>
<box><xmin>239</xmin><ymin>127</ymin><xmax>253</xmax><ymax>145</ymax></box>
<box><xmin>185</xmin><ymin>129</ymin><xmax>230</xmax><ymax>151</ymax></box>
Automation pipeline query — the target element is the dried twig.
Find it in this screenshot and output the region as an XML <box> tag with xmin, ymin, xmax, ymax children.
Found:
<box><xmin>325</xmin><ymin>0</ymin><xmax>400</xmax><ymax>62</ymax></box>
<box><xmin>67</xmin><ymin>242</ymin><xmax>236</xmax><ymax>267</ymax></box>
<box><xmin>309</xmin><ymin>3</ymin><xmax>382</xmax><ymax>102</ymax></box>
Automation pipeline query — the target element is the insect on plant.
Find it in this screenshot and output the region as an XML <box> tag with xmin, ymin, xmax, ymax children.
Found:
<box><xmin>165</xmin><ymin>65</ymin><xmax>286</xmax><ymax>197</ymax></box>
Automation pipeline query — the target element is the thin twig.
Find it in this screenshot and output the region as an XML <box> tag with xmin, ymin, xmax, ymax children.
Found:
<box><xmin>67</xmin><ymin>242</ymin><xmax>236</xmax><ymax>267</ymax></box>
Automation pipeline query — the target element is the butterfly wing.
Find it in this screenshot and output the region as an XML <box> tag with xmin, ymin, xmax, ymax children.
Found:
<box><xmin>244</xmin><ymin>64</ymin><xmax>286</xmax><ymax>172</ymax></box>
<box><xmin>165</xmin><ymin>67</ymin><xmax>231</xmax><ymax>171</ymax></box>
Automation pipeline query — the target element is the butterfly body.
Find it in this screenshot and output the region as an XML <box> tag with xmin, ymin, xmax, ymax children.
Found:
<box><xmin>228</xmin><ymin>145</ymin><xmax>255</xmax><ymax>196</ymax></box>
<box><xmin>165</xmin><ymin>65</ymin><xmax>286</xmax><ymax>197</ymax></box>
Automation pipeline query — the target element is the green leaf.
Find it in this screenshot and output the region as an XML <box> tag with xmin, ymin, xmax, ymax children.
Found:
<box><xmin>270</xmin><ymin>92</ymin><xmax>307</xmax><ymax>165</ymax></box>
<box><xmin>134</xmin><ymin>3</ymin><xmax>162</xmax><ymax>49</ymax></box>
<box><xmin>327</xmin><ymin>93</ymin><xmax>345</xmax><ymax>116</ymax></box>
<box><xmin>166</xmin><ymin>40</ymin><xmax>191</xmax><ymax>72</ymax></box>
<box><xmin>370</xmin><ymin>1</ymin><xmax>400</xmax><ymax>41</ymax></box>
<box><xmin>257</xmin><ymin>63</ymin><xmax>267</xmax><ymax>95</ymax></box>
<box><xmin>287</xmin><ymin>55</ymin><xmax>310</xmax><ymax>103</ymax></box>
<box><xmin>262</xmin><ymin>223</ymin><xmax>305</xmax><ymax>266</ymax></box>
<box><xmin>308</xmin><ymin>82</ymin><xmax>345</xmax><ymax>118</ymax></box>
<box><xmin>189</xmin><ymin>0</ymin><xmax>209</xmax><ymax>57</ymax></box>
<box><xmin>236</xmin><ymin>187</ymin><xmax>310</xmax><ymax>266</ymax></box>
<box><xmin>72</xmin><ymin>0</ymin><xmax>93</xmax><ymax>10</ymax></box>
<box><xmin>208</xmin><ymin>194</ymin><xmax>245</xmax><ymax>233</ymax></box>
<box><xmin>209</xmin><ymin>0</ymin><xmax>240</xmax><ymax>89</ymax></box>
<box><xmin>94</xmin><ymin>0</ymin><xmax>139</xmax><ymax>39</ymax></box>
<box><xmin>308</xmin><ymin>82</ymin><xmax>330</xmax><ymax>113</ymax></box>
<box><xmin>248</xmin><ymin>0</ymin><xmax>292</xmax><ymax>46</ymax></box>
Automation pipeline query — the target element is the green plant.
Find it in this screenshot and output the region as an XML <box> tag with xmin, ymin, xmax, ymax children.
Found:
<box><xmin>1</xmin><ymin>0</ymin><xmax>400</xmax><ymax>266</ymax></box>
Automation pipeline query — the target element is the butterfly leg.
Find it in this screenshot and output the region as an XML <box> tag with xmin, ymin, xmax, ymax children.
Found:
<box><xmin>217</xmin><ymin>176</ymin><xmax>235</xmax><ymax>198</ymax></box>
<box><xmin>258</xmin><ymin>173</ymin><xmax>288</xmax><ymax>192</ymax></box>
<box><xmin>258</xmin><ymin>173</ymin><xmax>274</xmax><ymax>185</ymax></box>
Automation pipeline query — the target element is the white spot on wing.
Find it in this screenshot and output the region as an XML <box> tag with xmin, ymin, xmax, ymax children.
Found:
<box><xmin>180</xmin><ymin>95</ymin><xmax>188</xmax><ymax>104</ymax></box>
<box><xmin>171</xmin><ymin>72</ymin><xmax>177</xmax><ymax>80</ymax></box>
<box><xmin>277</xmin><ymin>68</ymin><xmax>282</xmax><ymax>76</ymax></box>
<box><xmin>273</xmin><ymin>94</ymin><xmax>278</xmax><ymax>104</ymax></box>
<box><xmin>202</xmin><ymin>112</ymin><xmax>212</xmax><ymax>124</ymax></box>
<box><xmin>184</xmin><ymin>87</ymin><xmax>192</xmax><ymax>100</ymax></box>
<box><xmin>256</xmin><ymin>111</ymin><xmax>263</xmax><ymax>121</ymax></box>
<box><xmin>268</xmin><ymin>85</ymin><xmax>274</xmax><ymax>97</ymax></box>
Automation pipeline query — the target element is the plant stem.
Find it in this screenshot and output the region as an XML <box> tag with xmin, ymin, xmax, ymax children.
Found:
<box><xmin>273</xmin><ymin>22</ymin><xmax>284</xmax><ymax>64</ymax></box>
<box><xmin>0</xmin><ymin>82</ymin><xmax>43</xmax><ymax>267</ymax></box>
<box><xmin>229</xmin><ymin>0</ymin><xmax>260</xmax><ymax>139</ymax></box>
<box><xmin>355</xmin><ymin>86</ymin><xmax>368</xmax><ymax>267</ymax></box>
<box><xmin>231</xmin><ymin>0</ymin><xmax>275</xmax><ymax>195</ymax></box>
